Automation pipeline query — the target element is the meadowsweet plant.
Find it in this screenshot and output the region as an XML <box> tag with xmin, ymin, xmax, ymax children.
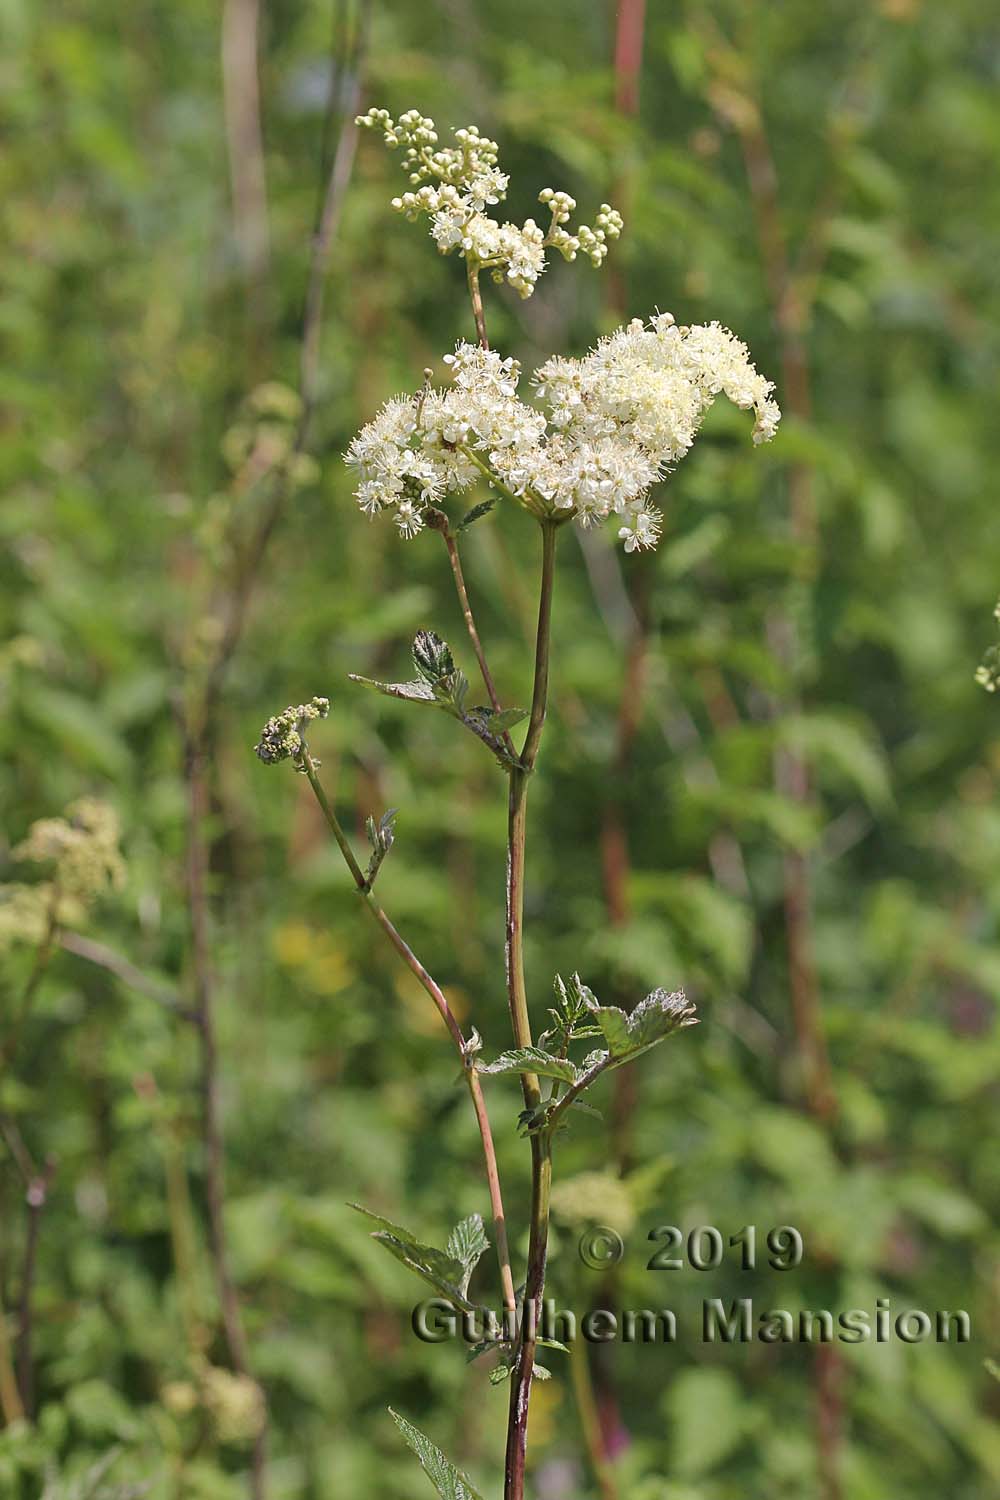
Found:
<box><xmin>257</xmin><ymin>108</ymin><xmax>778</xmax><ymax>1500</ymax></box>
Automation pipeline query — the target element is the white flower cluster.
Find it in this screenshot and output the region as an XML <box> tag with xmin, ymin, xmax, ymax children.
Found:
<box><xmin>975</xmin><ymin>598</ymin><xmax>1000</xmax><ymax>693</ymax></box>
<box><xmin>0</xmin><ymin>798</ymin><xmax>125</xmax><ymax>951</ymax></box>
<box><xmin>345</xmin><ymin>314</ymin><xmax>780</xmax><ymax>553</ymax></box>
<box><xmin>357</xmin><ymin>107</ymin><xmax>622</xmax><ymax>298</ymax></box>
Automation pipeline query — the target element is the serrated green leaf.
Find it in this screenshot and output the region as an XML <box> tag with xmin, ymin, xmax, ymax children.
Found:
<box><xmin>364</xmin><ymin>808</ymin><xmax>397</xmax><ymax>888</ymax></box>
<box><xmin>412</xmin><ymin>629</ymin><xmax>455</xmax><ymax>683</ymax></box>
<box><xmin>490</xmin><ymin>707</ymin><xmax>528</xmax><ymax>731</ymax></box>
<box><xmin>588</xmin><ymin>1002</ymin><xmax>631</xmax><ymax>1056</ymax></box>
<box><xmin>371</xmin><ymin>1232</ymin><xmax>471</xmax><ymax>1307</ymax></box>
<box><xmin>445</xmin><ymin>1213</ymin><xmax>489</xmax><ymax>1296</ymax></box>
<box><xmin>586</xmin><ymin>987</ymin><xmax>697</xmax><ymax>1065</ymax></box>
<box><xmin>457</xmin><ymin>498</ymin><xmax>497</xmax><ymax>531</ymax></box>
<box><xmin>478</xmin><ymin>1047</ymin><xmax>580</xmax><ymax>1084</ymax></box>
<box><xmin>348</xmin><ymin>673</ymin><xmax>437</xmax><ymax>703</ymax></box>
<box><xmin>389</xmin><ymin>1409</ymin><xmax>486</xmax><ymax>1500</ymax></box>
<box><xmin>349</xmin><ymin>1204</ymin><xmax>472</xmax><ymax>1308</ymax></box>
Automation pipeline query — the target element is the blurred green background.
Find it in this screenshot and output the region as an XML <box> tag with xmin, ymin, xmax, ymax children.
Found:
<box><xmin>2</xmin><ymin>0</ymin><xmax>999</xmax><ymax>1496</ymax></box>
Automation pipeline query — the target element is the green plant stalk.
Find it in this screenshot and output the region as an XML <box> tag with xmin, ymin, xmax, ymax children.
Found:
<box><xmin>441</xmin><ymin>528</ymin><xmax>517</xmax><ymax>762</ymax></box>
<box><xmin>569</xmin><ymin>1334</ymin><xmax>619</xmax><ymax>1500</ymax></box>
<box><xmin>467</xmin><ymin>258</ymin><xmax>489</xmax><ymax>349</ymax></box>
<box><xmin>299</xmin><ymin>749</ymin><xmax>517</xmax><ymax>1315</ymax></box>
<box><xmin>503</xmin><ymin>521</ymin><xmax>558</xmax><ymax>1500</ymax></box>
<box><xmin>0</xmin><ymin>1300</ymin><xmax>24</xmax><ymax>1426</ymax></box>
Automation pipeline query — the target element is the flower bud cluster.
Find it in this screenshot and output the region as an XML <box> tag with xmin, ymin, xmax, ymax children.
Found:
<box><xmin>345</xmin><ymin>315</ymin><xmax>779</xmax><ymax>553</ymax></box>
<box><xmin>357</xmin><ymin>106</ymin><xmax>622</xmax><ymax>298</ymax></box>
<box><xmin>254</xmin><ymin>697</ymin><xmax>330</xmax><ymax>765</ymax></box>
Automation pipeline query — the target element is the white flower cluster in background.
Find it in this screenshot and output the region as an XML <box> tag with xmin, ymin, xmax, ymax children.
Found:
<box><xmin>345</xmin><ymin>315</ymin><xmax>780</xmax><ymax>552</ymax></box>
<box><xmin>357</xmin><ymin>107</ymin><xmax>622</xmax><ymax>298</ymax></box>
<box><xmin>975</xmin><ymin>598</ymin><xmax>1000</xmax><ymax>693</ymax></box>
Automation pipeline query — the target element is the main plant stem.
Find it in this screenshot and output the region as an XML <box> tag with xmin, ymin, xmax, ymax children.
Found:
<box><xmin>504</xmin><ymin>522</ymin><xmax>558</xmax><ymax>1500</ymax></box>
<box><xmin>300</xmin><ymin>750</ymin><xmax>516</xmax><ymax>1315</ymax></box>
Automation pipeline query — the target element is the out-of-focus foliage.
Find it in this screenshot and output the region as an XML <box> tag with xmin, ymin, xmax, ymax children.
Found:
<box><xmin>2</xmin><ymin>0</ymin><xmax>999</xmax><ymax>1496</ymax></box>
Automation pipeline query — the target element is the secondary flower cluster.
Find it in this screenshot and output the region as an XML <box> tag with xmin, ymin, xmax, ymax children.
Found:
<box><xmin>345</xmin><ymin>315</ymin><xmax>780</xmax><ymax>551</ymax></box>
<box><xmin>254</xmin><ymin>697</ymin><xmax>330</xmax><ymax>765</ymax></box>
<box><xmin>0</xmin><ymin>798</ymin><xmax>125</xmax><ymax>950</ymax></box>
<box><xmin>975</xmin><ymin>598</ymin><xmax>1000</xmax><ymax>693</ymax></box>
<box><xmin>357</xmin><ymin>107</ymin><xmax>622</xmax><ymax>298</ymax></box>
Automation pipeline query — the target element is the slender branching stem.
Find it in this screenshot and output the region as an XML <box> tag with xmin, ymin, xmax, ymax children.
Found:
<box><xmin>456</xmin><ymin>445</ymin><xmax>546</xmax><ymax>521</ymax></box>
<box><xmin>299</xmin><ymin>749</ymin><xmax>516</xmax><ymax>1315</ymax></box>
<box><xmin>503</xmin><ymin>521</ymin><xmax>558</xmax><ymax>1500</ymax></box>
<box><xmin>442</xmin><ymin>529</ymin><xmax>517</xmax><ymax>760</ymax></box>
<box><xmin>59</xmin><ymin>931</ymin><xmax>197</xmax><ymax>1022</ymax></box>
<box><xmin>467</xmin><ymin>259</ymin><xmax>489</xmax><ymax>349</ymax></box>
<box><xmin>15</xmin><ymin>1154</ymin><xmax>56</xmax><ymax>1420</ymax></box>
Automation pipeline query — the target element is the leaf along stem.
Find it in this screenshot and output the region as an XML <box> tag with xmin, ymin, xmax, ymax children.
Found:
<box><xmin>300</xmin><ymin>748</ymin><xmax>516</xmax><ymax>1315</ymax></box>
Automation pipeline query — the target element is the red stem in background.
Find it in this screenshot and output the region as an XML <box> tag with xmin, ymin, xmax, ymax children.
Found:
<box><xmin>613</xmin><ymin>0</ymin><xmax>646</xmax><ymax>114</ymax></box>
<box><xmin>221</xmin><ymin>0</ymin><xmax>270</xmax><ymax>288</ymax></box>
<box><xmin>704</xmin><ymin>25</ymin><xmax>844</xmax><ymax>1497</ymax></box>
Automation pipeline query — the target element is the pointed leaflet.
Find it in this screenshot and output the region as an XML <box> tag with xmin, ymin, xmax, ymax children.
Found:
<box><xmin>412</xmin><ymin>629</ymin><xmax>455</xmax><ymax>683</ymax></box>
<box><xmin>389</xmin><ymin>1410</ymin><xmax>485</xmax><ymax>1500</ymax></box>
<box><xmin>350</xmin><ymin>630</ymin><xmax>468</xmax><ymax>719</ymax></box>
<box><xmin>444</xmin><ymin>1213</ymin><xmax>490</xmax><ymax>1299</ymax></box>
<box><xmin>457</xmin><ymin>497</ymin><xmax>497</xmax><ymax>532</ymax></box>
<box><xmin>542</xmin><ymin>973</ymin><xmax>604</xmax><ymax>1051</ymax></box>
<box><xmin>348</xmin><ymin>1204</ymin><xmax>473</xmax><ymax>1310</ymax></box>
<box><xmin>364</xmin><ymin>808</ymin><xmax>396</xmax><ymax>888</ymax></box>
<box><xmin>586</xmin><ymin>986</ymin><xmax>697</xmax><ymax>1067</ymax></box>
<box><xmin>477</xmin><ymin>1046</ymin><xmax>580</xmax><ymax>1085</ymax></box>
<box><xmin>351</xmin><ymin>630</ymin><xmax>526</xmax><ymax>769</ymax></box>
<box><xmin>348</xmin><ymin>673</ymin><xmax>437</xmax><ymax>703</ymax></box>
<box><xmin>487</xmin><ymin>707</ymin><xmax>528</xmax><ymax>732</ymax></box>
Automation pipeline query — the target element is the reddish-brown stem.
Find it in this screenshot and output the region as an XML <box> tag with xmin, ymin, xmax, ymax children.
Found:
<box><xmin>0</xmin><ymin>1287</ymin><xmax>24</xmax><ymax>1425</ymax></box>
<box><xmin>300</xmin><ymin>750</ymin><xmax>516</xmax><ymax>1315</ymax></box>
<box><xmin>570</xmin><ymin>1334</ymin><xmax>619</xmax><ymax>1500</ymax></box>
<box><xmin>443</xmin><ymin>529</ymin><xmax>517</xmax><ymax>759</ymax></box>
<box><xmin>707</xmin><ymin>32</ymin><xmax>842</xmax><ymax>1496</ymax></box>
<box><xmin>467</xmin><ymin>259</ymin><xmax>489</xmax><ymax>349</ymax></box>
<box><xmin>221</xmin><ymin>0</ymin><xmax>270</xmax><ymax>287</ymax></box>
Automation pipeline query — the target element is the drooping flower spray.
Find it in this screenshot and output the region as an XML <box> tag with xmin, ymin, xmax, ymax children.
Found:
<box><xmin>257</xmin><ymin>107</ymin><xmax>778</xmax><ymax>1499</ymax></box>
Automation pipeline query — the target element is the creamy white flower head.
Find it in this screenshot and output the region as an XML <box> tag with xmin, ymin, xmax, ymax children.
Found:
<box><xmin>345</xmin><ymin>316</ymin><xmax>779</xmax><ymax>552</ymax></box>
<box><xmin>357</xmin><ymin>106</ymin><xmax>623</xmax><ymax>300</ymax></box>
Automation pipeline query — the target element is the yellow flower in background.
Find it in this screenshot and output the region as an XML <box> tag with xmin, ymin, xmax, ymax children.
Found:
<box><xmin>271</xmin><ymin>918</ymin><xmax>354</xmax><ymax>997</ymax></box>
